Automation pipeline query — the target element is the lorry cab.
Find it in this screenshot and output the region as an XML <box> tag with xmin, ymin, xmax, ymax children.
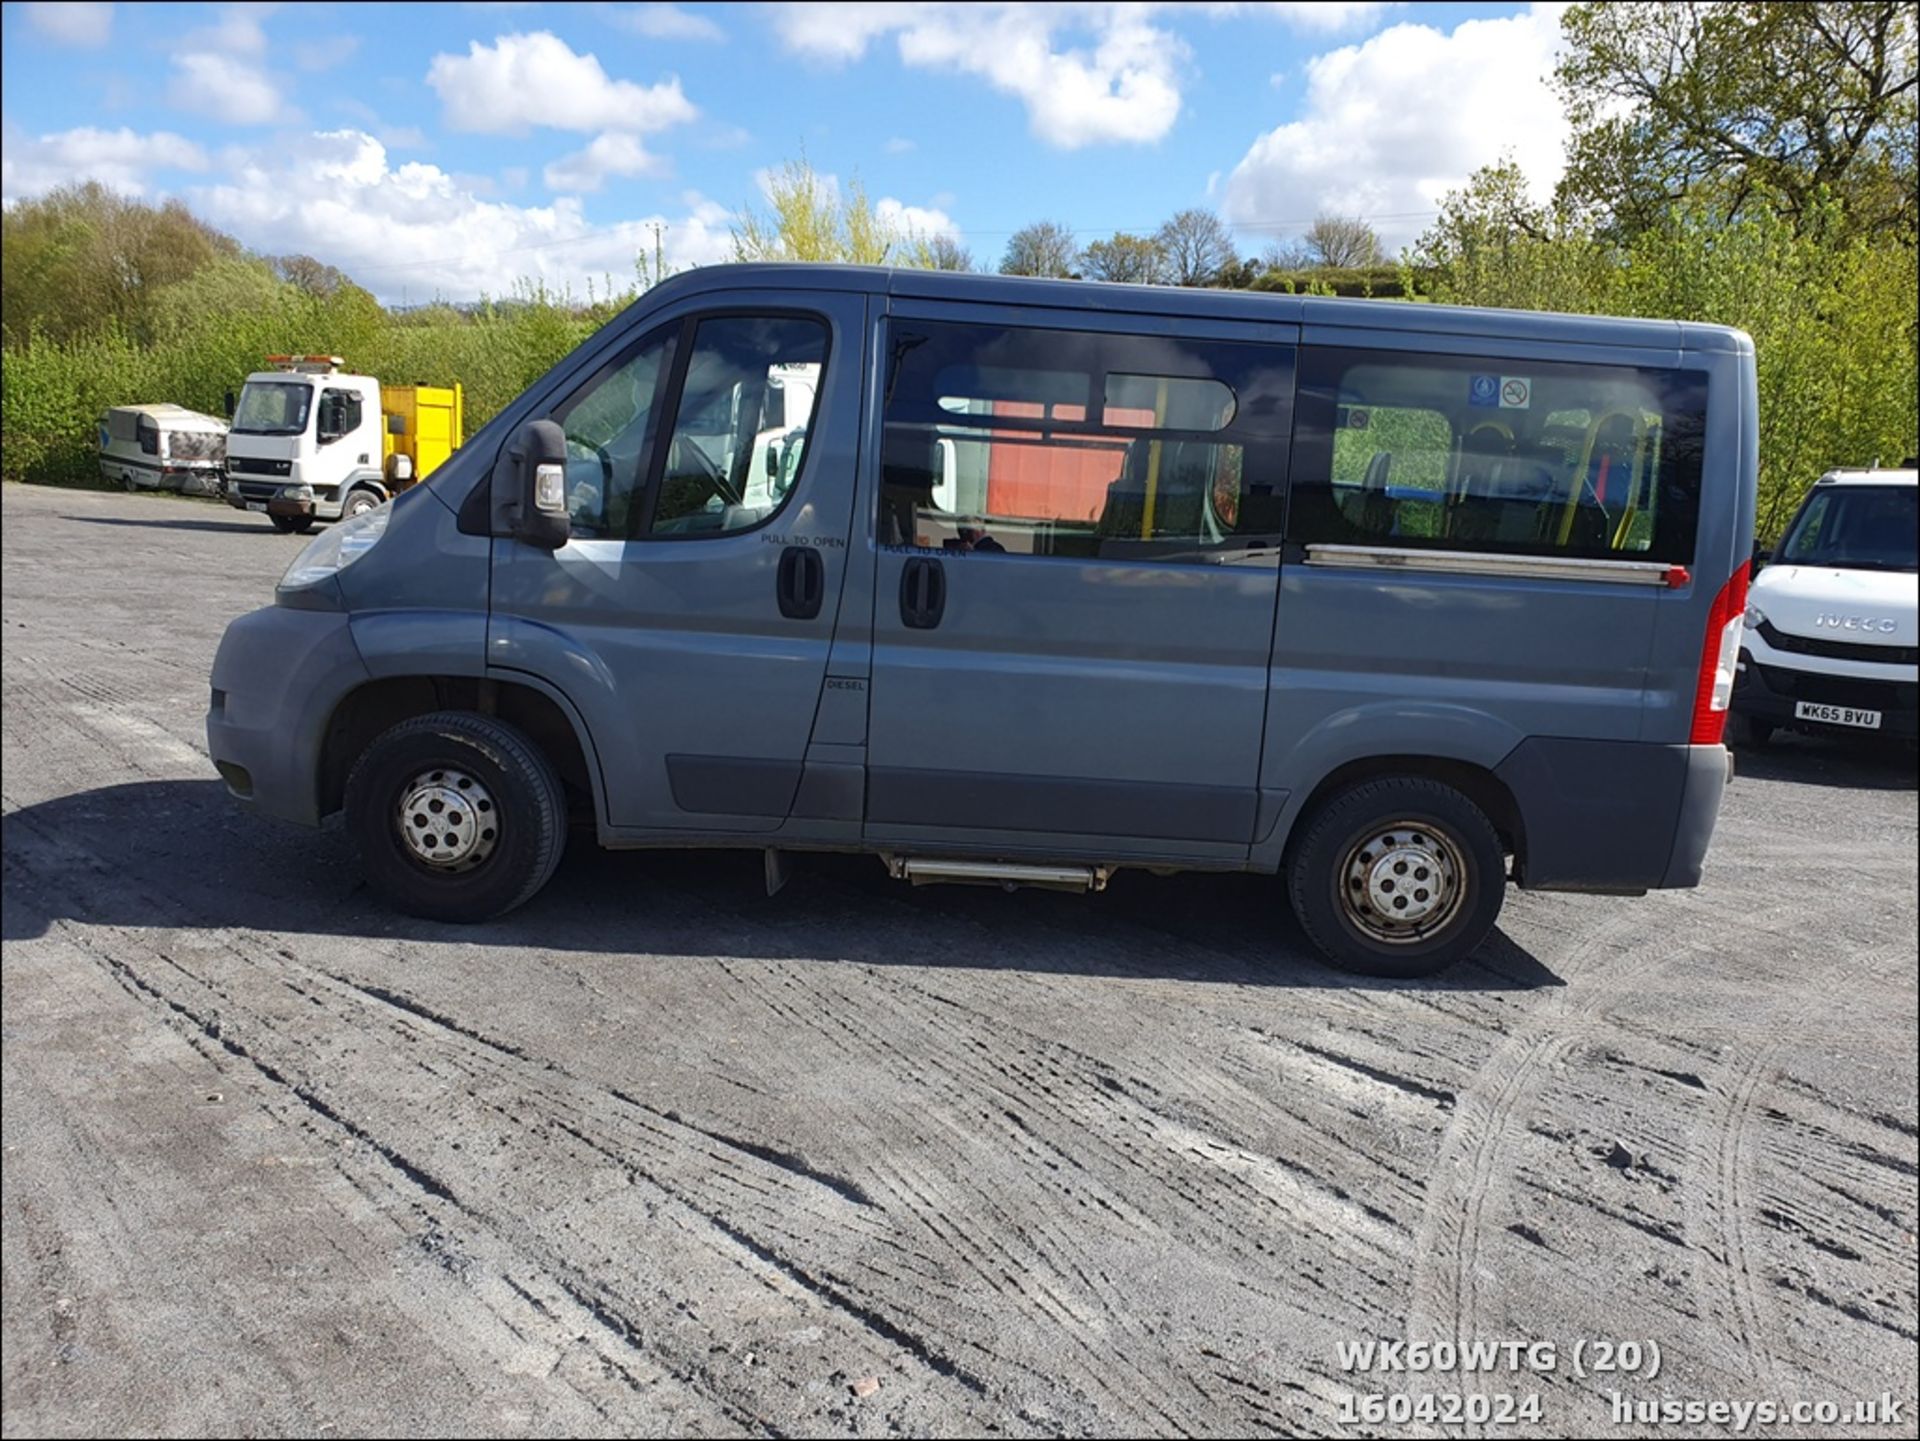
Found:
<box><xmin>1733</xmin><ymin>467</ymin><xmax>1918</xmax><ymax>744</ymax></box>
<box><xmin>224</xmin><ymin>356</ymin><xmax>462</xmax><ymax>534</ymax></box>
<box><xmin>99</xmin><ymin>404</ymin><xmax>227</xmax><ymax>495</ymax></box>
<box><xmin>207</xmin><ymin>265</ymin><xmax>1758</xmax><ymax>977</ymax></box>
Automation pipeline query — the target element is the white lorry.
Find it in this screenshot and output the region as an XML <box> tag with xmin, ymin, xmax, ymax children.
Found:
<box><xmin>223</xmin><ymin>357</ymin><xmax>462</xmax><ymax>534</ymax></box>
<box><xmin>1732</xmin><ymin>466</ymin><xmax>1918</xmax><ymax>745</ymax></box>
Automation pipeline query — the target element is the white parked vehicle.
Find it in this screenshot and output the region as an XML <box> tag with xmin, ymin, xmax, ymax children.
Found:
<box><xmin>1732</xmin><ymin>467</ymin><xmax>1918</xmax><ymax>745</ymax></box>
<box><xmin>98</xmin><ymin>404</ymin><xmax>227</xmax><ymax>495</ymax></box>
<box><xmin>223</xmin><ymin>356</ymin><xmax>463</xmax><ymax>535</ymax></box>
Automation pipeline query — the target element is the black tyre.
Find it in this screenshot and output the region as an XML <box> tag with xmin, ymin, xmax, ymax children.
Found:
<box><xmin>1286</xmin><ymin>776</ymin><xmax>1506</xmax><ymax>978</ymax></box>
<box><xmin>343</xmin><ymin>488</ymin><xmax>382</xmax><ymax>518</ymax></box>
<box><xmin>270</xmin><ymin>514</ymin><xmax>315</xmax><ymax>534</ymax></box>
<box><xmin>344</xmin><ymin>711</ymin><xmax>567</xmax><ymax>923</ymax></box>
<box><xmin>1726</xmin><ymin>713</ymin><xmax>1773</xmax><ymax>749</ymax></box>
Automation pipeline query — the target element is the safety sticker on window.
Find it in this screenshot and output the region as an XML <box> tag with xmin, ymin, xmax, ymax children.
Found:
<box><xmin>1499</xmin><ymin>376</ymin><xmax>1532</xmax><ymax>409</ymax></box>
<box><xmin>1469</xmin><ymin>375</ymin><xmax>1499</xmax><ymax>407</ymax></box>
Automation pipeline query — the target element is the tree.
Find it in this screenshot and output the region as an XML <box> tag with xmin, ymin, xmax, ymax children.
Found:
<box><xmin>271</xmin><ymin>254</ymin><xmax>356</xmax><ymax>297</ymax></box>
<box><xmin>998</xmin><ymin>220</ymin><xmax>1078</xmax><ymax>278</ymax></box>
<box><xmin>731</xmin><ymin>155</ymin><xmax>904</xmax><ymax>264</ymax></box>
<box><xmin>1257</xmin><ymin>238</ymin><xmax>1316</xmax><ymax>271</ymax></box>
<box><xmin>0</xmin><ymin>183</ymin><xmax>240</xmax><ymax>345</ymax></box>
<box><xmin>1079</xmin><ymin>233</ymin><xmax>1171</xmax><ymax>285</ymax></box>
<box><xmin>908</xmin><ymin>234</ymin><xmax>975</xmax><ymax>271</ymax></box>
<box><xmin>1409</xmin><ymin>161</ymin><xmax>1614</xmax><ymax>313</ymax></box>
<box><xmin>1555</xmin><ymin>1</ymin><xmax>1919</xmax><ymax>238</ymax></box>
<box><xmin>1154</xmin><ymin>208</ymin><xmax>1238</xmax><ymax>286</ymax></box>
<box><xmin>1304</xmin><ymin>214</ymin><xmax>1382</xmax><ymax>267</ymax></box>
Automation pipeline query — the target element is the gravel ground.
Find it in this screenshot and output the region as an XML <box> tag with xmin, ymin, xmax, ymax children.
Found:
<box><xmin>3</xmin><ymin>482</ymin><xmax>1916</xmax><ymax>1439</ymax></box>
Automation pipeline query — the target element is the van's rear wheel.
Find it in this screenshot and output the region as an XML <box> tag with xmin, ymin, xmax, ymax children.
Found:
<box><xmin>1286</xmin><ymin>777</ymin><xmax>1506</xmax><ymax>978</ymax></box>
<box><xmin>345</xmin><ymin>711</ymin><xmax>567</xmax><ymax>923</ymax></box>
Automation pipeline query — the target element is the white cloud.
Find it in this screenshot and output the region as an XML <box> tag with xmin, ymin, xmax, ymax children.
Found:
<box><xmin>295</xmin><ymin>34</ymin><xmax>362</xmax><ymax>72</ymax></box>
<box><xmin>884</xmin><ymin>136</ymin><xmax>916</xmax><ymax>154</ymax></box>
<box><xmin>181</xmin><ymin>5</ymin><xmax>268</xmax><ymax>55</ymax></box>
<box><xmin>428</xmin><ymin>31</ymin><xmax>697</xmax><ymax>135</ymax></box>
<box><xmin>769</xmin><ymin>1</ymin><xmax>1399</xmax><ymax>149</ymax></box>
<box><xmin>609</xmin><ymin>4</ymin><xmax>726</xmax><ymax>42</ymax></box>
<box><xmin>876</xmin><ymin>196</ymin><xmax>958</xmax><ymax>241</ymax></box>
<box><xmin>544</xmin><ymin>131</ymin><xmax>668</xmax><ymax>192</ymax></box>
<box><xmin>1222</xmin><ymin>3</ymin><xmax>1570</xmax><ymax>252</ymax></box>
<box><xmin>167</xmin><ymin>5</ymin><xmax>300</xmax><ymax>125</ymax></box>
<box><xmin>2</xmin><ymin>124</ymin><xmax>210</xmax><ymax>201</ymax></box>
<box><xmin>771</xmin><ymin>3</ymin><xmax>1186</xmax><ymax>148</ymax></box>
<box><xmin>20</xmin><ymin>1</ymin><xmax>114</xmax><ymax>46</ymax></box>
<box><xmin>169</xmin><ymin>51</ymin><xmax>300</xmax><ymax>125</ymax></box>
<box><xmin>188</xmin><ymin>130</ymin><xmax>734</xmax><ymax>301</ymax></box>
<box><xmin>1240</xmin><ymin>2</ymin><xmax>1396</xmax><ymax>33</ymax></box>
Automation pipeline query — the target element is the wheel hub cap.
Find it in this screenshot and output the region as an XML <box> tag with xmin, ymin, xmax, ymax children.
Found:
<box><xmin>1339</xmin><ymin>823</ymin><xmax>1465</xmax><ymax>945</ymax></box>
<box><xmin>396</xmin><ymin>768</ymin><xmax>498</xmax><ymax>871</ymax></box>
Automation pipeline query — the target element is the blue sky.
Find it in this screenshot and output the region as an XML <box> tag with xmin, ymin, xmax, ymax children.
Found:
<box><xmin>1</xmin><ymin>2</ymin><xmax>1570</xmax><ymax>302</ymax></box>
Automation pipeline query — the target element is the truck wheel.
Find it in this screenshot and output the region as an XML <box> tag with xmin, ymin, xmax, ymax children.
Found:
<box><xmin>344</xmin><ymin>710</ymin><xmax>567</xmax><ymax>924</ymax></box>
<box><xmin>343</xmin><ymin>488</ymin><xmax>382</xmax><ymax>518</ymax></box>
<box><xmin>1286</xmin><ymin>776</ymin><xmax>1506</xmax><ymax>978</ymax></box>
<box><xmin>270</xmin><ymin>515</ymin><xmax>314</xmax><ymax>535</ymax></box>
<box><xmin>122</xmin><ymin>472</ymin><xmax>137</xmax><ymax>492</ymax></box>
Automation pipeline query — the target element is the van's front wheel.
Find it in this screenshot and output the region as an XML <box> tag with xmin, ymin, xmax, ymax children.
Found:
<box><xmin>1286</xmin><ymin>777</ymin><xmax>1506</xmax><ymax>978</ymax></box>
<box><xmin>345</xmin><ymin>711</ymin><xmax>567</xmax><ymax>923</ymax></box>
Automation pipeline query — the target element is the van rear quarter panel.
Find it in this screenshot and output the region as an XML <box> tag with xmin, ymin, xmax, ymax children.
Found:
<box><xmin>1254</xmin><ymin>327</ymin><xmax>1755</xmax><ymax>886</ymax></box>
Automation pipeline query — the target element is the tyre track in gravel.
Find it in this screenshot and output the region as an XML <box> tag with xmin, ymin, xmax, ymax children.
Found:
<box><xmin>1404</xmin><ymin>901</ymin><xmax>1670</xmax><ymax>1433</ymax></box>
<box><xmin>3</xmin><ymin>824</ymin><xmax>1003</xmax><ymax>1436</ymax></box>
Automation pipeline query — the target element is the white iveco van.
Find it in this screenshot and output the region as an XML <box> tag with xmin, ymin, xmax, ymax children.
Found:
<box><xmin>1732</xmin><ymin>468</ymin><xmax>1918</xmax><ymax>744</ymax></box>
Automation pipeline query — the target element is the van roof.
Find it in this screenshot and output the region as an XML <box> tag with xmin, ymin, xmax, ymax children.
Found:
<box><xmin>104</xmin><ymin>403</ymin><xmax>226</xmax><ymax>427</ymax></box>
<box><xmin>1818</xmin><ymin>468</ymin><xmax>1918</xmax><ymax>487</ymax></box>
<box><xmin>637</xmin><ymin>262</ymin><xmax>1755</xmax><ymax>354</ymax></box>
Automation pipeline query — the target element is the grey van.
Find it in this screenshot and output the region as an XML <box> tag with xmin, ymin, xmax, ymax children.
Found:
<box><xmin>206</xmin><ymin>265</ymin><xmax>1756</xmax><ymax>976</ymax></box>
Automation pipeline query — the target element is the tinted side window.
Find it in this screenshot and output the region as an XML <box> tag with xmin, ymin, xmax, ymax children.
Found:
<box><xmin>881</xmin><ymin>321</ymin><xmax>1292</xmax><ymax>562</ymax></box>
<box><xmin>1289</xmin><ymin>349</ymin><xmax>1706</xmax><ymax>563</ymax></box>
<box><xmin>136</xmin><ymin>416</ymin><xmax>160</xmax><ymax>456</ymax></box>
<box><xmin>648</xmin><ymin>315</ymin><xmax>828</xmax><ymax>538</ymax></box>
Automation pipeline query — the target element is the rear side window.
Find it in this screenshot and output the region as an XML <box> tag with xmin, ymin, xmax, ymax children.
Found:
<box><xmin>1289</xmin><ymin>349</ymin><xmax>1707</xmax><ymax>563</ymax></box>
<box><xmin>881</xmin><ymin>321</ymin><xmax>1292</xmax><ymax>562</ymax></box>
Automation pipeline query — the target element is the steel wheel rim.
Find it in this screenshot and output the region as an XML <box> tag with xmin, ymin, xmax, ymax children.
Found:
<box><xmin>1336</xmin><ymin>819</ymin><xmax>1468</xmax><ymax>946</ymax></box>
<box><xmin>395</xmin><ymin>766</ymin><xmax>498</xmax><ymax>872</ymax></box>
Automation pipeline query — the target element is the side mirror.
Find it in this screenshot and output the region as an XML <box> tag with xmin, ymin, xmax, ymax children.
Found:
<box><xmin>223</xmin><ymin>390</ymin><xmax>236</xmax><ymax>419</ymax></box>
<box><xmin>508</xmin><ymin>419</ymin><xmax>571</xmax><ymax>550</ymax></box>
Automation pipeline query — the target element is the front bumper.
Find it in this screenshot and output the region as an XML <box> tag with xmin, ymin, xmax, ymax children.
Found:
<box><xmin>207</xmin><ymin>605</ymin><xmax>369</xmax><ymax>825</ymax></box>
<box><xmin>226</xmin><ymin>479</ymin><xmax>315</xmax><ymax>521</ymax></box>
<box><xmin>1732</xmin><ymin>649</ymin><xmax>1919</xmax><ymax>739</ymax></box>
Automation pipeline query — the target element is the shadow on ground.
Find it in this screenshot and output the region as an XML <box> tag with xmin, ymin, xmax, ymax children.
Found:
<box><xmin>62</xmin><ymin>514</ymin><xmax>292</xmax><ymax>536</ymax></box>
<box><xmin>1730</xmin><ymin>730</ymin><xmax>1919</xmax><ymax>792</ymax></box>
<box><xmin>4</xmin><ymin>778</ymin><xmax>1561</xmax><ymax>994</ymax></box>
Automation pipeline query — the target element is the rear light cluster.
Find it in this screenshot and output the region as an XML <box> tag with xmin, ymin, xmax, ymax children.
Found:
<box><xmin>1689</xmin><ymin>560</ymin><xmax>1751</xmax><ymax>745</ymax></box>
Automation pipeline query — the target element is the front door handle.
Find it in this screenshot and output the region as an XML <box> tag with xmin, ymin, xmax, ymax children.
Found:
<box><xmin>899</xmin><ymin>556</ymin><xmax>946</xmax><ymax>629</ymax></box>
<box><xmin>777</xmin><ymin>545</ymin><xmax>823</xmax><ymax>620</ymax></box>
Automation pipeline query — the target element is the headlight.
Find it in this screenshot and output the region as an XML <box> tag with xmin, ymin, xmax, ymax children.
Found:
<box><xmin>280</xmin><ymin>504</ymin><xmax>390</xmax><ymax>590</ymax></box>
<box><xmin>281</xmin><ymin>483</ymin><xmax>313</xmax><ymax>501</ymax></box>
<box><xmin>1744</xmin><ymin>601</ymin><xmax>1765</xmax><ymax>628</ymax></box>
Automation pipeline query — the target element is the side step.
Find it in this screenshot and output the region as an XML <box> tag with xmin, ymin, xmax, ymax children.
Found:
<box><xmin>883</xmin><ymin>856</ymin><xmax>1114</xmax><ymax>893</ymax></box>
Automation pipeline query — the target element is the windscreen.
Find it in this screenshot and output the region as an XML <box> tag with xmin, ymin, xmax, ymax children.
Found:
<box><xmin>1778</xmin><ymin>485</ymin><xmax>1918</xmax><ymax>572</ymax></box>
<box><xmin>232</xmin><ymin>382</ymin><xmax>313</xmax><ymax>436</ymax></box>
